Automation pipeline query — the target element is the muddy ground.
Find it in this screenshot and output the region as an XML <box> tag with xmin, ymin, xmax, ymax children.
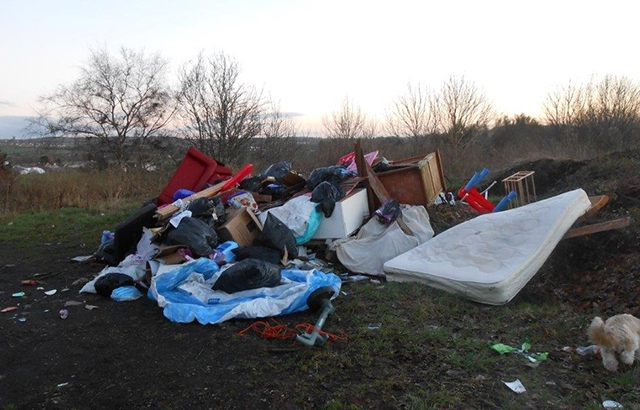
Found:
<box><xmin>1</xmin><ymin>149</ymin><xmax>639</xmax><ymax>409</ymax></box>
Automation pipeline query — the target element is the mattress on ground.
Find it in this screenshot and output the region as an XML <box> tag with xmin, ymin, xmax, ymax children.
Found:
<box><xmin>383</xmin><ymin>189</ymin><xmax>592</xmax><ymax>305</ymax></box>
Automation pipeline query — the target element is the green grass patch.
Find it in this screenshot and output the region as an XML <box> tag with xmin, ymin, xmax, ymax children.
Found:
<box><xmin>0</xmin><ymin>202</ymin><xmax>143</xmax><ymax>247</ymax></box>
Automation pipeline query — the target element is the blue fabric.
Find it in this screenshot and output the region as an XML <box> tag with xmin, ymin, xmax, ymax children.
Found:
<box><xmin>296</xmin><ymin>208</ymin><xmax>322</xmax><ymax>245</ymax></box>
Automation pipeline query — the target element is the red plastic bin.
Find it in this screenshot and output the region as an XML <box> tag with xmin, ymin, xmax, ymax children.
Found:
<box><xmin>156</xmin><ymin>147</ymin><xmax>233</xmax><ymax>206</ymax></box>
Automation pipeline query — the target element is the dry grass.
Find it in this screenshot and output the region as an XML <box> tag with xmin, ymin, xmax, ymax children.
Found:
<box><xmin>0</xmin><ymin>168</ymin><xmax>169</xmax><ymax>215</ymax></box>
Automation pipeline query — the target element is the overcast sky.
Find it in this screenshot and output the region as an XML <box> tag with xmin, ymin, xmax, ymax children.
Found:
<box><xmin>1</xmin><ymin>0</ymin><xmax>638</xmax><ymax>133</ymax></box>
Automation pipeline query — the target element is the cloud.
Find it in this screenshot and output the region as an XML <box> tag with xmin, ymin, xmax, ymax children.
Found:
<box><xmin>0</xmin><ymin>100</ymin><xmax>15</xmax><ymax>107</ymax></box>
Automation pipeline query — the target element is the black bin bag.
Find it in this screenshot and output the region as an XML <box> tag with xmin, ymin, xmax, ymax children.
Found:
<box><xmin>255</xmin><ymin>213</ymin><xmax>299</xmax><ymax>259</ymax></box>
<box><xmin>212</xmin><ymin>259</ymin><xmax>282</xmax><ymax>294</ymax></box>
<box><xmin>94</xmin><ymin>273</ymin><xmax>135</xmax><ymax>297</ymax></box>
<box><xmin>165</xmin><ymin>217</ymin><xmax>218</xmax><ymax>257</ymax></box>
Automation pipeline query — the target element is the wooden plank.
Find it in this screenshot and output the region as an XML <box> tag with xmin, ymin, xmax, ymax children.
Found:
<box><xmin>575</xmin><ymin>195</ymin><xmax>609</xmax><ymax>224</ymax></box>
<box><xmin>154</xmin><ymin>180</ymin><xmax>227</xmax><ymax>221</ymax></box>
<box><xmin>563</xmin><ymin>217</ymin><xmax>631</xmax><ymax>239</ymax></box>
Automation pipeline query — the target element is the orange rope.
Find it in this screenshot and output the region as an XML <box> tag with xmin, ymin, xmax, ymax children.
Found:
<box><xmin>237</xmin><ymin>318</ymin><xmax>298</xmax><ymax>339</ymax></box>
<box><xmin>237</xmin><ymin>318</ymin><xmax>347</xmax><ymax>342</ymax></box>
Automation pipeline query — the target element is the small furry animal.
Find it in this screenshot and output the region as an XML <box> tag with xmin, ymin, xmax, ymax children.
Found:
<box><xmin>588</xmin><ymin>314</ymin><xmax>640</xmax><ymax>372</ymax></box>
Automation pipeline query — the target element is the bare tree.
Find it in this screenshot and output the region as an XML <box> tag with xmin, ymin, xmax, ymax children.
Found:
<box><xmin>543</xmin><ymin>75</ymin><xmax>640</xmax><ymax>155</ymax></box>
<box><xmin>543</xmin><ymin>81</ymin><xmax>585</xmax><ymax>127</ymax></box>
<box><xmin>177</xmin><ymin>52</ymin><xmax>264</xmax><ymax>167</ymax></box>
<box><xmin>434</xmin><ymin>75</ymin><xmax>494</xmax><ymax>152</ymax></box>
<box><xmin>322</xmin><ymin>97</ymin><xmax>372</xmax><ymax>139</ymax></box>
<box><xmin>32</xmin><ymin>47</ymin><xmax>175</xmax><ymax>169</ymax></box>
<box><xmin>254</xmin><ymin>101</ymin><xmax>306</xmax><ymax>169</ymax></box>
<box><xmin>385</xmin><ymin>83</ymin><xmax>437</xmax><ymax>139</ymax></box>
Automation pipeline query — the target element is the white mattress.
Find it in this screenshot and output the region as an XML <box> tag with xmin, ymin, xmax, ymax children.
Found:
<box><xmin>383</xmin><ymin>189</ymin><xmax>592</xmax><ymax>305</ymax></box>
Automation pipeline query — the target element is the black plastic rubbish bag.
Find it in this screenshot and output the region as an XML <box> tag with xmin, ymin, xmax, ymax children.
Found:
<box><xmin>306</xmin><ymin>165</ymin><xmax>356</xmax><ymax>190</ymax></box>
<box><xmin>187</xmin><ymin>197</ymin><xmax>226</xmax><ymax>226</ymax></box>
<box><xmin>311</xmin><ymin>181</ymin><xmax>344</xmax><ymax>218</ymax></box>
<box><xmin>255</xmin><ymin>213</ymin><xmax>299</xmax><ymax>258</ymax></box>
<box><xmin>165</xmin><ymin>217</ymin><xmax>218</xmax><ymax>257</ymax></box>
<box><xmin>212</xmin><ymin>259</ymin><xmax>282</xmax><ymax>293</ymax></box>
<box><xmin>259</xmin><ymin>161</ymin><xmax>291</xmax><ymax>182</ymax></box>
<box><xmin>238</xmin><ymin>176</ymin><xmax>263</xmax><ymax>193</ymax></box>
<box><xmin>232</xmin><ymin>245</ymin><xmax>282</xmax><ymax>265</ymax></box>
<box><xmin>94</xmin><ymin>273</ymin><xmax>135</xmax><ymax>297</ymax></box>
<box><xmin>95</xmin><ymin>239</ymin><xmax>119</xmax><ymax>266</ymax></box>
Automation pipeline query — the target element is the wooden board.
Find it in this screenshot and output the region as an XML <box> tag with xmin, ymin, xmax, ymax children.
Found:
<box><xmin>563</xmin><ymin>217</ymin><xmax>631</xmax><ymax>239</ymax></box>
<box><xmin>154</xmin><ymin>180</ymin><xmax>227</xmax><ymax>221</ymax></box>
<box><xmin>575</xmin><ymin>195</ymin><xmax>609</xmax><ymax>224</ymax></box>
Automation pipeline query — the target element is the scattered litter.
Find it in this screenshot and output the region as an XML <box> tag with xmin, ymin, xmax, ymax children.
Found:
<box><xmin>502</xmin><ymin>379</ymin><xmax>526</xmax><ymax>393</ymax></box>
<box><xmin>21</xmin><ymin>280</ymin><xmax>38</xmax><ymax>286</ymax></box>
<box><xmin>64</xmin><ymin>301</ymin><xmax>83</xmax><ymax>307</ymax></box>
<box><xmin>12</xmin><ymin>292</ymin><xmax>26</xmax><ymax>298</ymax></box>
<box><xmin>603</xmin><ymin>400</ymin><xmax>623</xmax><ymax>408</ymax></box>
<box><xmin>71</xmin><ymin>255</ymin><xmax>95</xmax><ymax>263</ymax></box>
<box><xmin>57</xmin><ymin>382</ymin><xmax>69</xmax><ymax>388</ymax></box>
<box><xmin>59</xmin><ymin>309</ymin><xmax>68</xmax><ymax>319</ymax></box>
<box><xmin>72</xmin><ymin>278</ymin><xmax>90</xmax><ymax>286</ymax></box>
<box><xmin>36</xmin><ymin>287</ymin><xmax>44</xmax><ymax>290</ymax></box>
<box><xmin>61</xmin><ymin>288</ymin><xmax>69</xmax><ymax>292</ymax></box>
<box><xmin>367</xmin><ymin>323</ymin><xmax>382</xmax><ymax>330</ymax></box>
<box><xmin>18</xmin><ymin>317</ymin><xmax>27</xmax><ymax>322</ymax></box>
<box><xmin>563</xmin><ymin>345</ymin><xmax>599</xmax><ymax>355</ymax></box>
<box><xmin>1</xmin><ymin>306</ymin><xmax>18</xmax><ymax>313</ymax></box>
<box><xmin>340</xmin><ymin>275</ymin><xmax>370</xmax><ymax>283</ymax></box>
<box><xmin>44</xmin><ymin>289</ymin><xmax>57</xmax><ymax>296</ymax></box>
<box><xmin>491</xmin><ymin>341</ymin><xmax>548</xmax><ymax>363</ymax></box>
<box><xmin>85</xmin><ymin>305</ymin><xmax>99</xmax><ymax>310</ymax></box>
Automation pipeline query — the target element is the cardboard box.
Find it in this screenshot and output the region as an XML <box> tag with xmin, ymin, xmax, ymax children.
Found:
<box><xmin>311</xmin><ymin>188</ymin><xmax>369</xmax><ymax>239</ymax></box>
<box><xmin>217</xmin><ymin>207</ymin><xmax>263</xmax><ymax>246</ymax></box>
<box><xmin>375</xmin><ymin>151</ymin><xmax>446</xmax><ymax>206</ymax></box>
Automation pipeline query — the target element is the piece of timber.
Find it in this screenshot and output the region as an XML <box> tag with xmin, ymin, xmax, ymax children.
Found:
<box><xmin>575</xmin><ymin>195</ymin><xmax>609</xmax><ymax>224</ymax></box>
<box><xmin>563</xmin><ymin>217</ymin><xmax>631</xmax><ymax>239</ymax></box>
<box><xmin>155</xmin><ymin>180</ymin><xmax>227</xmax><ymax>221</ymax></box>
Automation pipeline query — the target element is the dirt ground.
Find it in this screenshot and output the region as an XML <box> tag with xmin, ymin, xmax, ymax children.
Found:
<box><xmin>1</xmin><ymin>150</ymin><xmax>639</xmax><ymax>409</ymax></box>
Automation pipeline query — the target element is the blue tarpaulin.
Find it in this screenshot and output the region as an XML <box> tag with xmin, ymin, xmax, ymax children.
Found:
<box><xmin>149</xmin><ymin>257</ymin><xmax>341</xmax><ymax>325</ymax></box>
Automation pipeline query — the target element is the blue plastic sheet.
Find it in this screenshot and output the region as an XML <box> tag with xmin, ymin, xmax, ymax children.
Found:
<box><xmin>149</xmin><ymin>258</ymin><xmax>341</xmax><ymax>325</ymax></box>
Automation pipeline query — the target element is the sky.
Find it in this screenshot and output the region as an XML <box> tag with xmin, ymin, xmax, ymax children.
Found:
<box><xmin>1</xmin><ymin>0</ymin><xmax>639</xmax><ymax>135</ymax></box>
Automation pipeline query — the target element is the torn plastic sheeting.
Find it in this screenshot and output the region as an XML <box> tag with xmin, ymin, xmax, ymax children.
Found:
<box><xmin>149</xmin><ymin>257</ymin><xmax>341</xmax><ymax>325</ymax></box>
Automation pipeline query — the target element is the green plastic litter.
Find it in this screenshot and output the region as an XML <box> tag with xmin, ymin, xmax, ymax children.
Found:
<box><xmin>490</xmin><ymin>341</ymin><xmax>548</xmax><ymax>362</ymax></box>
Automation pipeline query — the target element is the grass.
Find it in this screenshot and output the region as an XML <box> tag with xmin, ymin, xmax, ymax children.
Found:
<box><xmin>0</xmin><ymin>203</ymin><xmax>143</xmax><ymax>247</ymax></box>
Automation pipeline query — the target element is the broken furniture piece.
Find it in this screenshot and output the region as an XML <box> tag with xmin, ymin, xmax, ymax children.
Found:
<box><xmin>502</xmin><ymin>171</ymin><xmax>537</xmax><ymax>209</ymax></box>
<box><xmin>374</xmin><ymin>151</ymin><xmax>446</xmax><ymax>207</ymax></box>
<box><xmin>458</xmin><ymin>168</ymin><xmax>517</xmax><ymax>214</ymax></box>
<box><xmin>156</xmin><ymin>147</ymin><xmax>233</xmax><ymax>207</ymax></box>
